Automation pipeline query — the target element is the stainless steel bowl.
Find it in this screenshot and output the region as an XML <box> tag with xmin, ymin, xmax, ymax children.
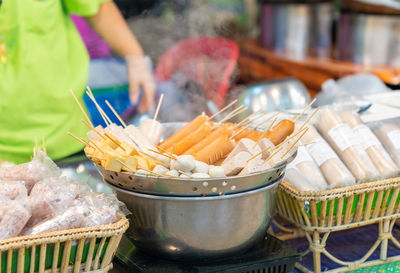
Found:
<box><xmin>108</xmin><ymin>177</ymin><xmax>281</xmax><ymax>260</ymax></box>
<box><xmin>234</xmin><ymin>78</ymin><xmax>311</xmax><ymax>121</ymax></box>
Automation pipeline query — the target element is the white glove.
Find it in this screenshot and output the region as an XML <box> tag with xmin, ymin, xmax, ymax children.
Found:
<box><xmin>125</xmin><ymin>55</ymin><xmax>156</xmax><ymax>113</ymax></box>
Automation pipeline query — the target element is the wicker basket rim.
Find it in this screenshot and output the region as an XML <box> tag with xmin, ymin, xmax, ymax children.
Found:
<box><xmin>0</xmin><ymin>217</ymin><xmax>129</xmax><ymax>248</ymax></box>
<box><xmin>280</xmin><ymin>177</ymin><xmax>400</xmax><ymax>201</ymax></box>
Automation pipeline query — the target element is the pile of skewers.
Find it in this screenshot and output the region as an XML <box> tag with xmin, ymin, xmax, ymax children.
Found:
<box><xmin>68</xmin><ymin>88</ymin><xmax>318</xmax><ymax>179</ymax></box>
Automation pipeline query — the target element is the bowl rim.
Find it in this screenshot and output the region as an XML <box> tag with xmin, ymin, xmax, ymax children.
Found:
<box><xmin>107</xmin><ymin>175</ymin><xmax>282</xmax><ymax>201</ymax></box>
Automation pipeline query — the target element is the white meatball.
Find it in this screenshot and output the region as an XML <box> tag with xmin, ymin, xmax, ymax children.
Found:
<box><xmin>193</xmin><ymin>161</ymin><xmax>210</xmax><ymax>174</ymax></box>
<box><xmin>152</xmin><ymin>165</ymin><xmax>169</xmax><ymax>175</ymax></box>
<box><xmin>209</xmin><ymin>166</ymin><xmax>226</xmax><ymax>178</ymax></box>
<box><xmin>173</xmin><ymin>155</ymin><xmax>196</xmax><ymax>172</ymax></box>
<box><xmin>179</xmin><ymin>171</ymin><xmax>192</xmax><ymax>178</ymax></box>
<box><xmin>165</xmin><ymin>170</ymin><xmax>179</xmax><ymax>177</ymax></box>
<box><xmin>192</xmin><ymin>173</ymin><xmax>211</xmax><ymax>179</ymax></box>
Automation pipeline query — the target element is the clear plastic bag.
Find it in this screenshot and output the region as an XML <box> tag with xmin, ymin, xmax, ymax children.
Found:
<box><xmin>0</xmin><ymin>181</ymin><xmax>27</xmax><ymax>201</ymax></box>
<box><xmin>0</xmin><ymin>152</ymin><xmax>61</xmax><ymax>192</ymax></box>
<box><xmin>288</xmin><ymin>145</ymin><xmax>328</xmax><ymax>190</ymax></box>
<box><xmin>0</xmin><ymin>195</ymin><xmax>31</xmax><ymax>239</ymax></box>
<box><xmin>285</xmin><ymin>167</ymin><xmax>320</xmax><ymax>191</ymax></box>
<box><xmin>316</xmin><ymin>108</ymin><xmax>380</xmax><ymax>182</ymax></box>
<box><xmin>341</xmin><ymin>112</ymin><xmax>399</xmax><ymax>178</ymax></box>
<box><xmin>302</xmin><ymin>126</ymin><xmax>355</xmax><ymax>188</ymax></box>
<box><xmin>374</xmin><ymin>123</ymin><xmax>400</xmax><ymax>169</ymax></box>
<box><xmin>27</xmin><ymin>177</ymin><xmax>84</xmax><ymax>226</ymax></box>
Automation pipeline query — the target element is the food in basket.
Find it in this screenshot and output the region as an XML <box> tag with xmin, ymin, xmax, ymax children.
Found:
<box><xmin>316</xmin><ymin>109</ymin><xmax>379</xmax><ymax>182</ymax></box>
<box><xmin>302</xmin><ymin>125</ymin><xmax>355</xmax><ymax>188</ymax></box>
<box><xmin>0</xmin><ymin>153</ymin><xmax>61</xmax><ymax>192</ymax></box>
<box><xmin>284</xmin><ymin>167</ymin><xmax>319</xmax><ymax>191</ymax></box>
<box><xmin>0</xmin><ymin>195</ymin><xmax>31</xmax><ymax>240</ymax></box>
<box><xmin>374</xmin><ymin>123</ymin><xmax>400</xmax><ymax>169</ymax></box>
<box><xmin>341</xmin><ymin>112</ymin><xmax>399</xmax><ymax>178</ymax></box>
<box><xmin>0</xmin><ymin>152</ymin><xmax>128</xmax><ymax>240</ymax></box>
<box><xmin>287</xmin><ymin>145</ymin><xmax>328</xmax><ymax>190</ymax></box>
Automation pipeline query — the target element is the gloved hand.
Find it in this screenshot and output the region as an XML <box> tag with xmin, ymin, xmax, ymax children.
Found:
<box><xmin>125</xmin><ymin>55</ymin><xmax>156</xmax><ymax>113</ymax></box>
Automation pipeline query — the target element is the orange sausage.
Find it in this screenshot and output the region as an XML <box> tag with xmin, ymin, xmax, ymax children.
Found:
<box><xmin>233</xmin><ymin>128</ymin><xmax>253</xmax><ymax>142</ymax></box>
<box><xmin>184</xmin><ymin>123</ymin><xmax>232</xmax><ymax>155</ymax></box>
<box><xmin>171</xmin><ymin>123</ymin><xmax>213</xmax><ymax>155</ymax></box>
<box><xmin>264</xmin><ymin>120</ymin><xmax>295</xmax><ymax>145</ymax></box>
<box><xmin>193</xmin><ymin>136</ymin><xmax>235</xmax><ymax>164</ymax></box>
<box><xmin>158</xmin><ymin>115</ymin><xmax>208</xmax><ymax>150</ymax></box>
<box><xmin>245</xmin><ymin>130</ymin><xmax>264</xmax><ymax>142</ymax></box>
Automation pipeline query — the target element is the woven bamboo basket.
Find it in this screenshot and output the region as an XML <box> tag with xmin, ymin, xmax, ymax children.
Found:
<box><xmin>276</xmin><ymin>178</ymin><xmax>400</xmax><ymax>273</ymax></box>
<box><xmin>0</xmin><ymin>218</ymin><xmax>129</xmax><ymax>273</ymax></box>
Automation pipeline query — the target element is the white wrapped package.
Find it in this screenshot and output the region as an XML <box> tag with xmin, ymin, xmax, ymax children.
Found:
<box><xmin>0</xmin><ymin>152</ymin><xmax>61</xmax><ymax>192</ymax></box>
<box><xmin>285</xmin><ymin>167</ymin><xmax>319</xmax><ymax>191</ymax></box>
<box><xmin>302</xmin><ymin>126</ymin><xmax>355</xmax><ymax>188</ymax></box>
<box><xmin>0</xmin><ymin>195</ymin><xmax>31</xmax><ymax>239</ymax></box>
<box><xmin>316</xmin><ymin>109</ymin><xmax>379</xmax><ymax>182</ymax></box>
<box><xmin>374</xmin><ymin>123</ymin><xmax>400</xmax><ymax>169</ymax></box>
<box><xmin>28</xmin><ymin>177</ymin><xmax>83</xmax><ymax>226</ymax></box>
<box><xmin>288</xmin><ymin>145</ymin><xmax>328</xmax><ymax>190</ymax></box>
<box><xmin>341</xmin><ymin>112</ymin><xmax>399</xmax><ymax>178</ymax></box>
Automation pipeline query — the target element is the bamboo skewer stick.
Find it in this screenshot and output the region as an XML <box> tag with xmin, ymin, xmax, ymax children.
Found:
<box><xmin>293</xmin><ymin>98</ymin><xmax>316</xmax><ymax>123</ymax></box>
<box><xmin>67</xmin><ymin>132</ymin><xmax>90</xmax><ymax>146</ymax></box>
<box><xmin>208</xmin><ymin>99</ymin><xmax>238</xmax><ymax>120</ymax></box>
<box><xmin>148</xmin><ymin>149</ymin><xmax>176</xmax><ymax>160</ymax></box>
<box><xmin>81</xmin><ymin>120</ymin><xmax>107</xmax><ymax>140</ymax></box>
<box><xmin>137</xmin><ymin>168</ymin><xmax>180</xmax><ymax>178</ymax></box>
<box><xmin>262</xmin><ymin>146</ymin><xmax>284</xmax><ymax>164</ymax></box>
<box><xmin>140</xmin><ymin>151</ymin><xmax>170</xmax><ymax>166</ymax></box>
<box><xmin>247</xmin><ymin>146</ymin><xmax>271</xmax><ymax>163</ymax></box>
<box><xmin>235</xmin><ymin>109</ymin><xmax>262</xmax><ymax>128</ymax></box>
<box><xmin>70</xmin><ymin>89</ymin><xmax>94</xmax><ymax>128</ymax></box>
<box><xmin>104</xmin><ymin>133</ymin><xmax>126</xmax><ymax>151</ymax></box>
<box><xmin>149</xmin><ymin>93</ymin><xmax>164</xmax><ymax>137</ymax></box>
<box><xmin>253</xmin><ymin>110</ymin><xmax>283</xmax><ymax>130</ymax></box>
<box><xmin>298</xmin><ymin>106</ymin><xmax>320</xmax><ymax>132</ymax></box>
<box><xmin>252</xmin><ymin>116</ymin><xmax>279</xmax><ymax>148</ymax></box>
<box><xmin>42</xmin><ymin>137</ymin><xmax>47</xmax><ymax>155</ymax></box>
<box><xmin>229</xmin><ymin>123</ymin><xmax>252</xmax><ymax>140</ymax></box>
<box><xmin>218</xmin><ymin>105</ymin><xmax>246</xmax><ymax>124</ymax></box>
<box><xmin>280</xmin><ymin>128</ymin><xmax>309</xmax><ymax>159</ymax></box>
<box><xmin>105</xmin><ymin>100</ymin><xmax>126</xmax><ymax>128</ymax></box>
<box><xmin>86</xmin><ymin>89</ymin><xmax>111</xmax><ymax>126</ymax></box>
<box><xmin>177</xmin><ymin>170</ymin><xmax>194</xmax><ymax>178</ymax></box>
<box><xmin>35</xmin><ymin>137</ymin><xmax>39</xmax><ymax>156</ymax></box>
<box><xmin>90</xmin><ymin>141</ymin><xmax>105</xmax><ymax>154</ymax></box>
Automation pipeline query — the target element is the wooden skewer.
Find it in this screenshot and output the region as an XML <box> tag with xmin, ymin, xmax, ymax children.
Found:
<box><xmin>86</xmin><ymin>89</ymin><xmax>111</xmax><ymax>126</ymax></box>
<box><xmin>247</xmin><ymin>146</ymin><xmax>271</xmax><ymax>163</ymax></box>
<box><xmin>67</xmin><ymin>132</ymin><xmax>89</xmax><ymax>146</ymax></box>
<box><xmin>298</xmin><ymin>106</ymin><xmax>320</xmax><ymax>132</ymax></box>
<box><xmin>90</xmin><ymin>141</ymin><xmax>105</xmax><ymax>154</ymax></box>
<box><xmin>222</xmin><ymin>106</ymin><xmax>248</xmax><ymax>124</ymax></box>
<box><xmin>262</xmin><ymin>146</ymin><xmax>284</xmax><ymax>164</ymax></box>
<box><xmin>149</xmin><ymin>93</ymin><xmax>164</xmax><ymax>137</ymax></box>
<box><xmin>280</xmin><ymin>128</ymin><xmax>309</xmax><ymax>159</ymax></box>
<box><xmin>81</xmin><ymin>119</ymin><xmax>107</xmax><ymax>140</ymax></box>
<box><xmin>177</xmin><ymin>170</ymin><xmax>194</xmax><ymax>178</ymax></box>
<box><xmin>218</xmin><ymin>105</ymin><xmax>246</xmax><ymax>124</ymax></box>
<box><xmin>141</xmin><ymin>151</ymin><xmax>170</xmax><ymax>166</ymax></box>
<box><xmin>208</xmin><ymin>99</ymin><xmax>238</xmax><ymax>120</ymax></box>
<box><xmin>104</xmin><ymin>132</ymin><xmax>126</xmax><ymax>151</ymax></box>
<box><xmin>229</xmin><ymin>123</ymin><xmax>252</xmax><ymax>140</ymax></box>
<box><xmin>293</xmin><ymin>98</ymin><xmax>316</xmax><ymax>123</ymax></box>
<box><xmin>148</xmin><ymin>148</ymin><xmax>176</xmax><ymax>160</ymax></box>
<box><xmin>117</xmin><ymin>159</ymin><xmax>136</xmax><ymax>173</ymax></box>
<box><xmin>137</xmin><ymin>168</ymin><xmax>180</xmax><ymax>178</ymax></box>
<box><xmin>154</xmin><ymin>147</ymin><xmax>177</xmax><ymax>159</ymax></box>
<box><xmin>253</xmin><ymin>110</ymin><xmax>283</xmax><ymax>130</ymax></box>
<box><xmin>42</xmin><ymin>136</ymin><xmax>47</xmax><ymax>155</ymax></box>
<box><xmin>252</xmin><ymin>116</ymin><xmax>279</xmax><ymax>148</ymax></box>
<box><xmin>80</xmin><ymin>138</ymin><xmax>91</xmax><ymax>146</ymax></box>
<box><xmin>70</xmin><ymin>89</ymin><xmax>94</xmax><ymax>128</ymax></box>
<box><xmin>105</xmin><ymin>100</ymin><xmax>126</xmax><ymax>128</ymax></box>
<box><xmin>234</xmin><ymin>109</ymin><xmax>262</xmax><ymax>128</ymax></box>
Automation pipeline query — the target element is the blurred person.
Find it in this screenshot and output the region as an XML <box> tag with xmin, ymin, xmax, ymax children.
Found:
<box><xmin>0</xmin><ymin>1</ymin><xmax>155</xmax><ymax>163</ymax></box>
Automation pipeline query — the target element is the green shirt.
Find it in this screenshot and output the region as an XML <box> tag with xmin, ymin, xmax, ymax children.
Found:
<box><xmin>0</xmin><ymin>0</ymin><xmax>107</xmax><ymax>163</ymax></box>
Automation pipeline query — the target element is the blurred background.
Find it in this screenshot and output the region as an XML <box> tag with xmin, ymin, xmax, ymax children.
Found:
<box><xmin>80</xmin><ymin>0</ymin><xmax>400</xmax><ymax>125</ymax></box>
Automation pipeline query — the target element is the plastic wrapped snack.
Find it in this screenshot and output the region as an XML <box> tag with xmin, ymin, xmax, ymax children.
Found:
<box><xmin>0</xmin><ymin>195</ymin><xmax>31</xmax><ymax>239</ymax></box>
<box><xmin>0</xmin><ymin>152</ymin><xmax>61</xmax><ymax>191</ymax></box>
<box><xmin>288</xmin><ymin>145</ymin><xmax>328</xmax><ymax>190</ymax></box>
<box><xmin>28</xmin><ymin>177</ymin><xmax>84</xmax><ymax>226</ymax></box>
<box><xmin>0</xmin><ymin>181</ymin><xmax>27</xmax><ymax>200</ymax></box>
<box><xmin>285</xmin><ymin>167</ymin><xmax>319</xmax><ymax>191</ymax></box>
<box><xmin>374</xmin><ymin>123</ymin><xmax>400</xmax><ymax>169</ymax></box>
<box><xmin>302</xmin><ymin>126</ymin><xmax>355</xmax><ymax>188</ymax></box>
<box><xmin>25</xmin><ymin>193</ymin><xmax>128</xmax><ymax>235</ymax></box>
<box><xmin>316</xmin><ymin>109</ymin><xmax>379</xmax><ymax>182</ymax></box>
<box><xmin>341</xmin><ymin>112</ymin><xmax>399</xmax><ymax>178</ymax></box>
